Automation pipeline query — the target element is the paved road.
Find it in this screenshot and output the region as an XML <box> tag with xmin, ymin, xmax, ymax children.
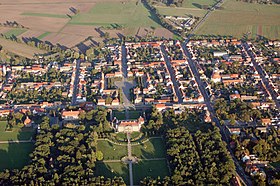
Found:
<box><xmin>71</xmin><ymin>59</ymin><xmax>81</xmax><ymax>106</ymax></box>
<box><xmin>181</xmin><ymin>42</ymin><xmax>252</xmax><ymax>186</ymax></box>
<box><xmin>243</xmin><ymin>41</ymin><xmax>280</xmax><ymax>109</ymax></box>
<box><xmin>127</xmin><ymin>133</ymin><xmax>133</xmax><ymax>186</ymax></box>
<box><xmin>185</xmin><ymin>0</ymin><xmax>225</xmax><ymax>41</ymax></box>
<box><xmin>160</xmin><ymin>44</ymin><xmax>183</xmax><ymax>103</ymax></box>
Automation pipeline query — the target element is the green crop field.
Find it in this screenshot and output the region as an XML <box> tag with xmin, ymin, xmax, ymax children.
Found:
<box><xmin>196</xmin><ymin>0</ymin><xmax>280</xmax><ymax>39</ymax></box>
<box><xmin>21</xmin><ymin>12</ymin><xmax>69</xmax><ymax>19</ymax></box>
<box><xmin>37</xmin><ymin>32</ymin><xmax>51</xmax><ymax>40</ymax></box>
<box><xmin>0</xmin><ymin>143</ymin><xmax>34</xmax><ymax>171</ymax></box>
<box><xmin>155</xmin><ymin>6</ymin><xmax>207</xmax><ymax>17</ymax></box>
<box><xmin>0</xmin><ymin>121</ymin><xmax>34</xmax><ymax>141</ymax></box>
<box><xmin>133</xmin><ymin>160</ymin><xmax>170</xmax><ymax>184</ymax></box>
<box><xmin>132</xmin><ymin>138</ymin><xmax>166</xmax><ymax>159</ymax></box>
<box><xmin>69</xmin><ymin>0</ymin><xmax>162</xmax><ymax>31</ymax></box>
<box><xmin>4</xmin><ymin>29</ymin><xmax>27</xmax><ymax>38</ymax></box>
<box><xmin>181</xmin><ymin>0</ymin><xmax>218</xmax><ymax>9</ymax></box>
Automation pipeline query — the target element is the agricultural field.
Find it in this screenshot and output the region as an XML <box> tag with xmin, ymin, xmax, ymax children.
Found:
<box><xmin>0</xmin><ymin>0</ymin><xmax>172</xmax><ymax>52</ymax></box>
<box><xmin>0</xmin><ymin>143</ymin><xmax>34</xmax><ymax>171</ymax></box>
<box><xmin>196</xmin><ymin>0</ymin><xmax>280</xmax><ymax>39</ymax></box>
<box><xmin>0</xmin><ymin>38</ymin><xmax>46</xmax><ymax>59</ymax></box>
<box><xmin>3</xmin><ymin>28</ymin><xmax>27</xmax><ymax>38</ymax></box>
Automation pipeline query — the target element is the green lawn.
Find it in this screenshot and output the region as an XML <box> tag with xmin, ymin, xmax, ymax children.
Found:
<box><xmin>133</xmin><ymin>160</ymin><xmax>170</xmax><ymax>184</ymax></box>
<box><xmin>132</xmin><ymin>138</ymin><xmax>166</xmax><ymax>159</ymax></box>
<box><xmin>22</xmin><ymin>12</ymin><xmax>69</xmax><ymax>19</ymax></box>
<box><xmin>4</xmin><ymin>29</ymin><xmax>27</xmax><ymax>38</ymax></box>
<box><xmin>185</xmin><ymin>121</ymin><xmax>212</xmax><ymax>133</ymax></box>
<box><xmin>97</xmin><ymin>140</ymin><xmax>127</xmax><ymax>160</ymax></box>
<box><xmin>69</xmin><ymin>0</ymin><xmax>162</xmax><ymax>33</ymax></box>
<box><xmin>113</xmin><ymin>110</ymin><xmax>126</xmax><ymax>120</ymax></box>
<box><xmin>270</xmin><ymin>161</ymin><xmax>280</xmax><ymax>169</ymax></box>
<box><xmin>0</xmin><ymin>121</ymin><xmax>34</xmax><ymax>141</ymax></box>
<box><xmin>37</xmin><ymin>32</ymin><xmax>51</xmax><ymax>40</ymax></box>
<box><xmin>0</xmin><ymin>143</ymin><xmax>34</xmax><ymax>171</ymax></box>
<box><xmin>128</xmin><ymin>110</ymin><xmax>142</xmax><ymax>119</ymax></box>
<box><xmin>95</xmin><ymin>162</ymin><xmax>129</xmax><ymax>183</ymax></box>
<box><xmin>196</xmin><ymin>0</ymin><xmax>280</xmax><ymax>39</ymax></box>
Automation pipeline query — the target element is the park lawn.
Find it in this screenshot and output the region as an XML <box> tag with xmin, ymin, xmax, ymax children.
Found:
<box><xmin>4</xmin><ymin>28</ymin><xmax>27</xmax><ymax>38</ymax></box>
<box><xmin>69</xmin><ymin>0</ymin><xmax>162</xmax><ymax>33</ymax></box>
<box><xmin>155</xmin><ymin>6</ymin><xmax>207</xmax><ymax>17</ymax></box>
<box><xmin>0</xmin><ymin>121</ymin><xmax>34</xmax><ymax>141</ymax></box>
<box><xmin>97</xmin><ymin>140</ymin><xmax>127</xmax><ymax>160</ymax></box>
<box><xmin>0</xmin><ymin>143</ymin><xmax>34</xmax><ymax>171</ymax></box>
<box><xmin>185</xmin><ymin>121</ymin><xmax>212</xmax><ymax>133</ymax></box>
<box><xmin>37</xmin><ymin>32</ymin><xmax>51</xmax><ymax>40</ymax></box>
<box><xmin>270</xmin><ymin>161</ymin><xmax>280</xmax><ymax>169</ymax></box>
<box><xmin>133</xmin><ymin>160</ymin><xmax>170</xmax><ymax>184</ymax></box>
<box><xmin>195</xmin><ymin>0</ymin><xmax>280</xmax><ymax>39</ymax></box>
<box><xmin>21</xmin><ymin>12</ymin><xmax>69</xmax><ymax>19</ymax></box>
<box><xmin>132</xmin><ymin>138</ymin><xmax>166</xmax><ymax>159</ymax></box>
<box><xmin>113</xmin><ymin>110</ymin><xmax>126</xmax><ymax>120</ymax></box>
<box><xmin>95</xmin><ymin>162</ymin><xmax>129</xmax><ymax>184</ymax></box>
<box><xmin>128</xmin><ymin>110</ymin><xmax>142</xmax><ymax>119</ymax></box>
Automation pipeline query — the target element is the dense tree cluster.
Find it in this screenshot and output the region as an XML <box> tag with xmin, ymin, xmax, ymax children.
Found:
<box><xmin>164</xmin><ymin>126</ymin><xmax>235</xmax><ymax>185</ymax></box>
<box><xmin>0</xmin><ymin>116</ymin><xmax>125</xmax><ymax>185</ymax></box>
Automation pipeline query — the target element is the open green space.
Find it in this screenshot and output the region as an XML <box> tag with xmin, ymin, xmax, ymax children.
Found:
<box><xmin>21</xmin><ymin>12</ymin><xmax>69</xmax><ymax>19</ymax></box>
<box><xmin>270</xmin><ymin>161</ymin><xmax>280</xmax><ymax>169</ymax></box>
<box><xmin>37</xmin><ymin>32</ymin><xmax>51</xmax><ymax>40</ymax></box>
<box><xmin>4</xmin><ymin>28</ymin><xmax>27</xmax><ymax>38</ymax></box>
<box><xmin>155</xmin><ymin>6</ymin><xmax>207</xmax><ymax>17</ymax></box>
<box><xmin>0</xmin><ymin>143</ymin><xmax>34</xmax><ymax>171</ymax></box>
<box><xmin>95</xmin><ymin>162</ymin><xmax>129</xmax><ymax>183</ymax></box>
<box><xmin>196</xmin><ymin>0</ymin><xmax>280</xmax><ymax>39</ymax></box>
<box><xmin>113</xmin><ymin>110</ymin><xmax>126</xmax><ymax>120</ymax></box>
<box><xmin>133</xmin><ymin>160</ymin><xmax>169</xmax><ymax>184</ymax></box>
<box><xmin>132</xmin><ymin>138</ymin><xmax>166</xmax><ymax>159</ymax></box>
<box><xmin>185</xmin><ymin>121</ymin><xmax>212</xmax><ymax>133</ymax></box>
<box><xmin>69</xmin><ymin>0</ymin><xmax>162</xmax><ymax>33</ymax></box>
<box><xmin>97</xmin><ymin>140</ymin><xmax>127</xmax><ymax>160</ymax></box>
<box><xmin>128</xmin><ymin>110</ymin><xmax>142</xmax><ymax>119</ymax></box>
<box><xmin>0</xmin><ymin>121</ymin><xmax>34</xmax><ymax>141</ymax></box>
<box><xmin>181</xmin><ymin>0</ymin><xmax>218</xmax><ymax>9</ymax></box>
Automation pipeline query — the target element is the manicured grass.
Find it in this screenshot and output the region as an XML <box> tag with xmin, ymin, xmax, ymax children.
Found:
<box><xmin>0</xmin><ymin>121</ymin><xmax>34</xmax><ymax>141</ymax></box>
<box><xmin>270</xmin><ymin>161</ymin><xmax>280</xmax><ymax>169</ymax></box>
<box><xmin>113</xmin><ymin>110</ymin><xmax>126</xmax><ymax>120</ymax></box>
<box><xmin>155</xmin><ymin>6</ymin><xmax>207</xmax><ymax>17</ymax></box>
<box><xmin>128</xmin><ymin>110</ymin><xmax>142</xmax><ymax>119</ymax></box>
<box><xmin>196</xmin><ymin>0</ymin><xmax>280</xmax><ymax>39</ymax></box>
<box><xmin>133</xmin><ymin>160</ymin><xmax>169</xmax><ymax>184</ymax></box>
<box><xmin>4</xmin><ymin>29</ymin><xmax>27</xmax><ymax>38</ymax></box>
<box><xmin>132</xmin><ymin>138</ymin><xmax>166</xmax><ymax>159</ymax></box>
<box><xmin>22</xmin><ymin>12</ymin><xmax>69</xmax><ymax>19</ymax></box>
<box><xmin>37</xmin><ymin>32</ymin><xmax>51</xmax><ymax>40</ymax></box>
<box><xmin>0</xmin><ymin>143</ymin><xmax>34</xmax><ymax>171</ymax></box>
<box><xmin>95</xmin><ymin>162</ymin><xmax>129</xmax><ymax>183</ymax></box>
<box><xmin>185</xmin><ymin>122</ymin><xmax>212</xmax><ymax>133</ymax></box>
<box><xmin>69</xmin><ymin>0</ymin><xmax>162</xmax><ymax>34</ymax></box>
<box><xmin>97</xmin><ymin>140</ymin><xmax>127</xmax><ymax>160</ymax></box>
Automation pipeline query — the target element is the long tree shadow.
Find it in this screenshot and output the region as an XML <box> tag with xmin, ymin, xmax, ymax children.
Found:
<box><xmin>141</xmin><ymin>0</ymin><xmax>164</xmax><ymax>27</ymax></box>
<box><xmin>95</xmin><ymin>161</ymin><xmax>129</xmax><ymax>184</ymax></box>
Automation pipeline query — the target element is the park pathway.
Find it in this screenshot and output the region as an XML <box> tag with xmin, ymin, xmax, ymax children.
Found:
<box><xmin>127</xmin><ymin>132</ymin><xmax>133</xmax><ymax>186</ymax></box>
<box><xmin>0</xmin><ymin>139</ymin><xmax>34</xmax><ymax>144</ymax></box>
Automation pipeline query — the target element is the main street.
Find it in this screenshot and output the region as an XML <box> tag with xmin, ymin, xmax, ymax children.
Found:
<box><xmin>243</xmin><ymin>41</ymin><xmax>280</xmax><ymax>109</ymax></box>
<box><xmin>161</xmin><ymin>44</ymin><xmax>183</xmax><ymax>103</ymax></box>
<box><xmin>181</xmin><ymin>42</ymin><xmax>252</xmax><ymax>186</ymax></box>
<box><xmin>71</xmin><ymin>59</ymin><xmax>81</xmax><ymax>106</ymax></box>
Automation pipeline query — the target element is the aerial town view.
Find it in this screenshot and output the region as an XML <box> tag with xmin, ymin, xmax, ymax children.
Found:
<box><xmin>0</xmin><ymin>0</ymin><xmax>279</xmax><ymax>185</ymax></box>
